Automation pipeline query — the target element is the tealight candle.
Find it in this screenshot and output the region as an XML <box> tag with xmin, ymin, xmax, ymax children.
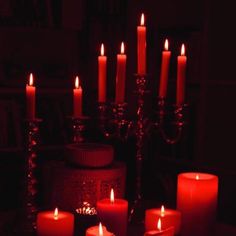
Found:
<box><xmin>86</xmin><ymin>222</ymin><xmax>114</xmax><ymax>236</ymax></box>
<box><xmin>177</xmin><ymin>172</ymin><xmax>218</xmax><ymax>236</ymax></box>
<box><xmin>26</xmin><ymin>73</ymin><xmax>36</xmax><ymax>119</ymax></box>
<box><xmin>145</xmin><ymin>205</ymin><xmax>181</xmax><ymax>235</ymax></box>
<box><xmin>144</xmin><ymin>218</ymin><xmax>174</xmax><ymax>236</ymax></box>
<box><xmin>36</xmin><ymin>208</ymin><xmax>74</xmax><ymax>236</ymax></box>
<box><xmin>73</xmin><ymin>76</ymin><xmax>83</xmax><ymax>117</ymax></box>
<box><xmin>96</xmin><ymin>189</ymin><xmax>128</xmax><ymax>236</ymax></box>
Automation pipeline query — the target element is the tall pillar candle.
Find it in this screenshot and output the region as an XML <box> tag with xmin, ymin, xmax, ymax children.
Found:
<box><xmin>159</xmin><ymin>39</ymin><xmax>171</xmax><ymax>98</ymax></box>
<box><xmin>37</xmin><ymin>208</ymin><xmax>74</xmax><ymax>236</ymax></box>
<box><xmin>176</xmin><ymin>44</ymin><xmax>187</xmax><ymax>106</ymax></box>
<box><xmin>26</xmin><ymin>73</ymin><xmax>36</xmax><ymax>119</ymax></box>
<box><xmin>145</xmin><ymin>205</ymin><xmax>181</xmax><ymax>235</ymax></box>
<box><xmin>73</xmin><ymin>76</ymin><xmax>83</xmax><ymax>117</ymax></box>
<box><xmin>96</xmin><ymin>189</ymin><xmax>128</xmax><ymax>236</ymax></box>
<box><xmin>177</xmin><ymin>172</ymin><xmax>218</xmax><ymax>236</ymax></box>
<box><xmin>137</xmin><ymin>13</ymin><xmax>146</xmax><ymax>75</ymax></box>
<box><xmin>98</xmin><ymin>43</ymin><xmax>107</xmax><ymax>102</ymax></box>
<box><xmin>115</xmin><ymin>42</ymin><xmax>127</xmax><ymax>103</ymax></box>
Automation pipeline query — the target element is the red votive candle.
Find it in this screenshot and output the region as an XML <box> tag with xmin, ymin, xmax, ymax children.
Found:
<box><xmin>177</xmin><ymin>172</ymin><xmax>218</xmax><ymax>236</ymax></box>
<box><xmin>97</xmin><ymin>189</ymin><xmax>128</xmax><ymax>236</ymax></box>
<box><xmin>145</xmin><ymin>205</ymin><xmax>181</xmax><ymax>235</ymax></box>
<box><xmin>26</xmin><ymin>73</ymin><xmax>36</xmax><ymax>119</ymax></box>
<box><xmin>36</xmin><ymin>208</ymin><xmax>74</xmax><ymax>236</ymax></box>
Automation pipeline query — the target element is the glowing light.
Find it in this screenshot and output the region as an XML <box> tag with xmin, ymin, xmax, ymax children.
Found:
<box><xmin>196</xmin><ymin>174</ymin><xmax>200</xmax><ymax>180</ymax></box>
<box><xmin>141</xmin><ymin>13</ymin><xmax>145</xmax><ymax>26</ymax></box>
<box><xmin>157</xmin><ymin>218</ymin><xmax>162</xmax><ymax>231</ymax></box>
<box><xmin>75</xmin><ymin>76</ymin><xmax>79</xmax><ymax>88</ymax></box>
<box><xmin>161</xmin><ymin>205</ymin><xmax>165</xmax><ymax>216</ymax></box>
<box><xmin>110</xmin><ymin>188</ymin><xmax>115</xmax><ymax>204</ymax></box>
<box><xmin>121</xmin><ymin>42</ymin><xmax>125</xmax><ymax>54</ymax></box>
<box><xmin>181</xmin><ymin>44</ymin><xmax>185</xmax><ymax>56</ymax></box>
<box><xmin>29</xmin><ymin>73</ymin><xmax>34</xmax><ymax>86</ymax></box>
<box><xmin>101</xmin><ymin>44</ymin><xmax>104</xmax><ymax>56</ymax></box>
<box><xmin>99</xmin><ymin>222</ymin><xmax>103</xmax><ymax>236</ymax></box>
<box><xmin>164</xmin><ymin>39</ymin><xmax>169</xmax><ymax>51</ymax></box>
<box><xmin>54</xmin><ymin>208</ymin><xmax>59</xmax><ymax>220</ymax></box>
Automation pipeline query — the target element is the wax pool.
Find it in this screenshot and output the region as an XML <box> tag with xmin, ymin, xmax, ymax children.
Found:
<box><xmin>37</xmin><ymin>209</ymin><xmax>74</xmax><ymax>236</ymax></box>
<box><xmin>177</xmin><ymin>172</ymin><xmax>218</xmax><ymax>236</ymax></box>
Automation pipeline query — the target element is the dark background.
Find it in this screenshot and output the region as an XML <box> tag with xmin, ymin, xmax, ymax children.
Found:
<box><xmin>1</xmin><ymin>0</ymin><xmax>236</xmax><ymax>230</ymax></box>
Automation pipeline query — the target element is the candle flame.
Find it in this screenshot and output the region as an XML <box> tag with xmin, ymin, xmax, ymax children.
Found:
<box><xmin>121</xmin><ymin>42</ymin><xmax>125</xmax><ymax>54</ymax></box>
<box><xmin>110</xmin><ymin>188</ymin><xmax>115</xmax><ymax>204</ymax></box>
<box><xmin>140</xmin><ymin>13</ymin><xmax>145</xmax><ymax>26</ymax></box>
<box><xmin>181</xmin><ymin>44</ymin><xmax>185</xmax><ymax>56</ymax></box>
<box><xmin>101</xmin><ymin>44</ymin><xmax>104</xmax><ymax>56</ymax></box>
<box><xmin>29</xmin><ymin>73</ymin><xmax>34</xmax><ymax>86</ymax></box>
<box><xmin>157</xmin><ymin>218</ymin><xmax>162</xmax><ymax>231</ymax></box>
<box><xmin>75</xmin><ymin>76</ymin><xmax>79</xmax><ymax>88</ymax></box>
<box><xmin>164</xmin><ymin>39</ymin><xmax>169</xmax><ymax>51</ymax></box>
<box><xmin>99</xmin><ymin>222</ymin><xmax>103</xmax><ymax>236</ymax></box>
<box><xmin>54</xmin><ymin>208</ymin><xmax>59</xmax><ymax>220</ymax></box>
<box><xmin>161</xmin><ymin>205</ymin><xmax>165</xmax><ymax>216</ymax></box>
<box><xmin>196</xmin><ymin>174</ymin><xmax>200</xmax><ymax>180</ymax></box>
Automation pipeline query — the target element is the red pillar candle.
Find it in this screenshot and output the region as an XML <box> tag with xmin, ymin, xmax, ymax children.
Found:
<box><xmin>177</xmin><ymin>172</ymin><xmax>218</xmax><ymax>236</ymax></box>
<box><xmin>98</xmin><ymin>43</ymin><xmax>107</xmax><ymax>103</ymax></box>
<box><xmin>97</xmin><ymin>189</ymin><xmax>128</xmax><ymax>236</ymax></box>
<box><xmin>86</xmin><ymin>222</ymin><xmax>114</xmax><ymax>236</ymax></box>
<box><xmin>26</xmin><ymin>73</ymin><xmax>36</xmax><ymax>119</ymax></box>
<box><xmin>144</xmin><ymin>218</ymin><xmax>174</xmax><ymax>236</ymax></box>
<box><xmin>73</xmin><ymin>76</ymin><xmax>83</xmax><ymax>117</ymax></box>
<box><xmin>115</xmin><ymin>42</ymin><xmax>127</xmax><ymax>103</ymax></box>
<box><xmin>37</xmin><ymin>208</ymin><xmax>74</xmax><ymax>236</ymax></box>
<box><xmin>176</xmin><ymin>44</ymin><xmax>187</xmax><ymax>106</ymax></box>
<box><xmin>145</xmin><ymin>205</ymin><xmax>181</xmax><ymax>235</ymax></box>
<box><xmin>137</xmin><ymin>13</ymin><xmax>146</xmax><ymax>75</ymax></box>
<box><xmin>159</xmin><ymin>39</ymin><xmax>171</xmax><ymax>98</ymax></box>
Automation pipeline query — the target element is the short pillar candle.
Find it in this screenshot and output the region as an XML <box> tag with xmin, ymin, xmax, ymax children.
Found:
<box><xmin>96</xmin><ymin>189</ymin><xmax>128</xmax><ymax>236</ymax></box>
<box><xmin>145</xmin><ymin>205</ymin><xmax>181</xmax><ymax>235</ymax></box>
<box><xmin>36</xmin><ymin>208</ymin><xmax>74</xmax><ymax>236</ymax></box>
<box><xmin>177</xmin><ymin>172</ymin><xmax>218</xmax><ymax>236</ymax></box>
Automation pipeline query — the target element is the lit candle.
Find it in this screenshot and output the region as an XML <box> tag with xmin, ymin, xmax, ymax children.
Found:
<box><xmin>144</xmin><ymin>218</ymin><xmax>174</xmax><ymax>236</ymax></box>
<box><xmin>176</xmin><ymin>44</ymin><xmax>187</xmax><ymax>106</ymax></box>
<box><xmin>86</xmin><ymin>222</ymin><xmax>114</xmax><ymax>236</ymax></box>
<box><xmin>96</xmin><ymin>188</ymin><xmax>128</xmax><ymax>236</ymax></box>
<box><xmin>36</xmin><ymin>208</ymin><xmax>74</xmax><ymax>236</ymax></box>
<box><xmin>98</xmin><ymin>43</ymin><xmax>107</xmax><ymax>103</ymax></box>
<box><xmin>115</xmin><ymin>42</ymin><xmax>127</xmax><ymax>103</ymax></box>
<box><xmin>159</xmin><ymin>39</ymin><xmax>171</xmax><ymax>98</ymax></box>
<box><xmin>137</xmin><ymin>13</ymin><xmax>146</xmax><ymax>75</ymax></box>
<box><xmin>177</xmin><ymin>172</ymin><xmax>218</xmax><ymax>236</ymax></box>
<box><xmin>145</xmin><ymin>205</ymin><xmax>181</xmax><ymax>235</ymax></box>
<box><xmin>73</xmin><ymin>76</ymin><xmax>83</xmax><ymax>117</ymax></box>
<box><xmin>26</xmin><ymin>73</ymin><xmax>36</xmax><ymax>119</ymax></box>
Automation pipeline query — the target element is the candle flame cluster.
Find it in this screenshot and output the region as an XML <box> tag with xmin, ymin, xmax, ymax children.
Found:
<box><xmin>76</xmin><ymin>201</ymin><xmax>97</xmax><ymax>215</ymax></box>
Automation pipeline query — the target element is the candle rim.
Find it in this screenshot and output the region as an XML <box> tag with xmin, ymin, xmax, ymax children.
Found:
<box><xmin>97</xmin><ymin>198</ymin><xmax>128</xmax><ymax>205</ymax></box>
<box><xmin>179</xmin><ymin>172</ymin><xmax>218</xmax><ymax>181</ymax></box>
<box><xmin>37</xmin><ymin>210</ymin><xmax>74</xmax><ymax>220</ymax></box>
<box><xmin>145</xmin><ymin>208</ymin><xmax>181</xmax><ymax>216</ymax></box>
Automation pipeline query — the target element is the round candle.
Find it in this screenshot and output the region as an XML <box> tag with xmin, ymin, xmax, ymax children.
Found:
<box><xmin>73</xmin><ymin>76</ymin><xmax>83</xmax><ymax>117</ymax></box>
<box><xmin>176</xmin><ymin>44</ymin><xmax>187</xmax><ymax>106</ymax></box>
<box><xmin>26</xmin><ymin>73</ymin><xmax>36</xmax><ymax>119</ymax></box>
<box><xmin>86</xmin><ymin>222</ymin><xmax>114</xmax><ymax>236</ymax></box>
<box><xmin>36</xmin><ymin>208</ymin><xmax>74</xmax><ymax>236</ymax></box>
<box><xmin>96</xmin><ymin>189</ymin><xmax>128</xmax><ymax>236</ymax></box>
<box><xmin>98</xmin><ymin>43</ymin><xmax>107</xmax><ymax>103</ymax></box>
<box><xmin>145</xmin><ymin>205</ymin><xmax>181</xmax><ymax>235</ymax></box>
<box><xmin>159</xmin><ymin>39</ymin><xmax>171</xmax><ymax>98</ymax></box>
<box><xmin>177</xmin><ymin>172</ymin><xmax>218</xmax><ymax>236</ymax></box>
<box><xmin>137</xmin><ymin>13</ymin><xmax>146</xmax><ymax>75</ymax></box>
<box><xmin>115</xmin><ymin>42</ymin><xmax>127</xmax><ymax>103</ymax></box>
<box><xmin>144</xmin><ymin>218</ymin><xmax>174</xmax><ymax>236</ymax></box>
